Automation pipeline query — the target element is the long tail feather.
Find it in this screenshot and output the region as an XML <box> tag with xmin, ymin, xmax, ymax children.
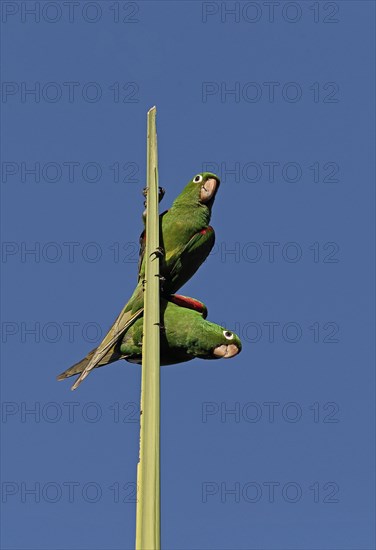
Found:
<box><xmin>70</xmin><ymin>308</ymin><xmax>143</xmax><ymax>390</ymax></box>
<box><xmin>57</xmin><ymin>349</ymin><xmax>96</xmax><ymax>380</ymax></box>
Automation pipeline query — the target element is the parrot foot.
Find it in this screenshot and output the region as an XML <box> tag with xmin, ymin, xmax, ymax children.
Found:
<box><xmin>150</xmin><ymin>246</ymin><xmax>165</xmax><ymax>259</ymax></box>
<box><xmin>154</xmin><ymin>274</ymin><xmax>166</xmax><ymax>291</ymax></box>
<box><xmin>142</xmin><ymin>186</ymin><xmax>165</xmax><ymax>201</ymax></box>
<box><xmin>143</xmin><ymin>276</ymin><xmax>164</xmax><ymax>291</ymax></box>
<box><xmin>154</xmin><ymin>322</ymin><xmax>166</xmax><ymax>332</ymax></box>
<box><xmin>158</xmin><ymin>187</ymin><xmax>165</xmax><ymax>202</ymax></box>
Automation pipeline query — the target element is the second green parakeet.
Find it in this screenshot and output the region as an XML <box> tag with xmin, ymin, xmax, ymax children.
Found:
<box><xmin>57</xmin><ymin>295</ymin><xmax>241</xmax><ymax>382</ymax></box>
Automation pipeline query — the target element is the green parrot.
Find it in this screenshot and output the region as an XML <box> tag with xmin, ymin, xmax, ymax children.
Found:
<box><xmin>57</xmin><ymin>295</ymin><xmax>241</xmax><ymax>381</ymax></box>
<box><xmin>67</xmin><ymin>172</ymin><xmax>220</xmax><ymax>390</ymax></box>
<box><xmin>138</xmin><ymin>171</ymin><xmax>219</xmax><ymax>292</ymax></box>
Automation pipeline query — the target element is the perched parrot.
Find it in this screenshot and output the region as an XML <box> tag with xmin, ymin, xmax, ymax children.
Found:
<box><xmin>67</xmin><ymin>172</ymin><xmax>220</xmax><ymax>390</ymax></box>
<box><xmin>138</xmin><ymin>171</ymin><xmax>220</xmax><ymax>293</ymax></box>
<box><xmin>57</xmin><ymin>295</ymin><xmax>241</xmax><ymax>381</ymax></box>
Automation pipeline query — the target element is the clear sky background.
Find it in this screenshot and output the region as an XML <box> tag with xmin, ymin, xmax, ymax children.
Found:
<box><xmin>1</xmin><ymin>1</ymin><xmax>375</xmax><ymax>549</ymax></box>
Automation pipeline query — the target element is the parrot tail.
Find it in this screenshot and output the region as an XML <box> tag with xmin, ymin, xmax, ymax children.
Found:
<box><xmin>57</xmin><ymin>349</ymin><xmax>97</xmax><ymax>380</ymax></box>
<box><xmin>57</xmin><ymin>347</ymin><xmax>121</xmax><ymax>381</ymax></box>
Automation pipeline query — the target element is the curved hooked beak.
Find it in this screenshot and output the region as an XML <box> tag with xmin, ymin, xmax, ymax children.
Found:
<box><xmin>200</xmin><ymin>178</ymin><xmax>219</xmax><ymax>203</ymax></box>
<box><xmin>212</xmin><ymin>344</ymin><xmax>240</xmax><ymax>359</ymax></box>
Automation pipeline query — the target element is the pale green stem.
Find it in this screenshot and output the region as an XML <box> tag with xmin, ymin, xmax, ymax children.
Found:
<box><xmin>135</xmin><ymin>107</ymin><xmax>161</xmax><ymax>550</ymax></box>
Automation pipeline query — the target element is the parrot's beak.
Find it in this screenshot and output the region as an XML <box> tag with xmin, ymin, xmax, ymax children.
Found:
<box><xmin>200</xmin><ymin>178</ymin><xmax>219</xmax><ymax>203</ymax></box>
<box><xmin>212</xmin><ymin>343</ymin><xmax>240</xmax><ymax>358</ymax></box>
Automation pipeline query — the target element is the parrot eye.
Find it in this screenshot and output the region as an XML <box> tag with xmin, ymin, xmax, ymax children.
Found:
<box><xmin>223</xmin><ymin>330</ymin><xmax>234</xmax><ymax>340</ymax></box>
<box><xmin>193</xmin><ymin>174</ymin><xmax>203</xmax><ymax>183</ymax></box>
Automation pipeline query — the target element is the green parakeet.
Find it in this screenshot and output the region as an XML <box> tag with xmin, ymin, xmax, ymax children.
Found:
<box><xmin>67</xmin><ymin>172</ymin><xmax>220</xmax><ymax>389</ymax></box>
<box><xmin>57</xmin><ymin>295</ymin><xmax>241</xmax><ymax>381</ymax></box>
<box><xmin>138</xmin><ymin>171</ymin><xmax>220</xmax><ymax>292</ymax></box>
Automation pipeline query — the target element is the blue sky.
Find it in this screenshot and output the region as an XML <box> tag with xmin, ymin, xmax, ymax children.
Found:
<box><xmin>1</xmin><ymin>1</ymin><xmax>375</xmax><ymax>549</ymax></box>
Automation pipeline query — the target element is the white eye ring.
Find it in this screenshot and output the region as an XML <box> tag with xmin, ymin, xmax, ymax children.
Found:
<box><xmin>223</xmin><ymin>330</ymin><xmax>234</xmax><ymax>340</ymax></box>
<box><xmin>193</xmin><ymin>174</ymin><xmax>203</xmax><ymax>183</ymax></box>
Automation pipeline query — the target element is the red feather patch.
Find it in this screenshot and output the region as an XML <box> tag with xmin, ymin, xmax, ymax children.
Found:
<box><xmin>200</xmin><ymin>225</ymin><xmax>213</xmax><ymax>235</ymax></box>
<box><xmin>169</xmin><ymin>294</ymin><xmax>206</xmax><ymax>314</ymax></box>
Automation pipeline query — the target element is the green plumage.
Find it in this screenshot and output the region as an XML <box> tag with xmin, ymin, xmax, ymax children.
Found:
<box><xmin>121</xmin><ymin>298</ymin><xmax>242</xmax><ymax>365</ymax></box>
<box><xmin>63</xmin><ymin>172</ymin><xmax>220</xmax><ymax>389</ymax></box>
<box><xmin>57</xmin><ymin>297</ymin><xmax>241</xmax><ymax>380</ymax></box>
<box><xmin>138</xmin><ymin>172</ymin><xmax>219</xmax><ymax>293</ymax></box>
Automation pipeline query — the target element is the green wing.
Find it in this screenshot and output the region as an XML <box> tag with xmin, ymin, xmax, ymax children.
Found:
<box><xmin>166</xmin><ymin>226</ymin><xmax>215</xmax><ymax>293</ymax></box>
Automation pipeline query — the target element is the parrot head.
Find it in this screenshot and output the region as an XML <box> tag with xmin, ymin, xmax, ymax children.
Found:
<box><xmin>210</xmin><ymin>326</ymin><xmax>242</xmax><ymax>359</ymax></box>
<box><xmin>190</xmin><ymin>321</ymin><xmax>242</xmax><ymax>360</ymax></box>
<box><xmin>173</xmin><ymin>172</ymin><xmax>220</xmax><ymax>208</ymax></box>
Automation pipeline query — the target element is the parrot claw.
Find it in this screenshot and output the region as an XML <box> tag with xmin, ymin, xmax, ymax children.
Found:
<box><xmin>141</xmin><ymin>278</ymin><xmax>147</xmax><ymax>290</ymax></box>
<box><xmin>142</xmin><ymin>186</ymin><xmax>164</xmax><ymax>201</ymax></box>
<box><xmin>158</xmin><ymin>187</ymin><xmax>165</xmax><ymax>202</ymax></box>
<box><xmin>154</xmin><ymin>322</ymin><xmax>166</xmax><ymax>332</ymax></box>
<box><xmin>154</xmin><ymin>274</ymin><xmax>166</xmax><ymax>290</ymax></box>
<box><xmin>150</xmin><ymin>246</ymin><xmax>165</xmax><ymax>259</ymax></box>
